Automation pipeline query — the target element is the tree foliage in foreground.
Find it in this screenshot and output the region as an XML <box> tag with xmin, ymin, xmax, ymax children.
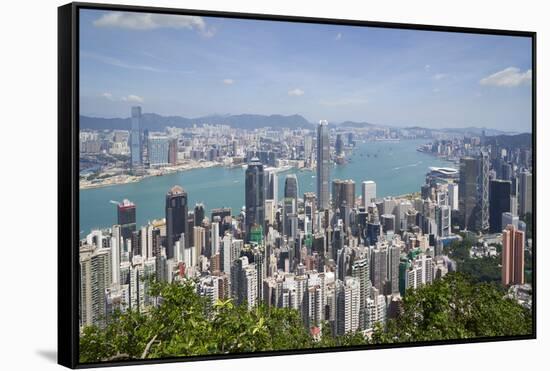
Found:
<box><xmin>80</xmin><ymin>273</ymin><xmax>532</xmax><ymax>363</ymax></box>
<box><xmin>371</xmin><ymin>273</ymin><xmax>532</xmax><ymax>344</ymax></box>
<box><xmin>79</xmin><ymin>280</ymin><xmax>316</xmax><ymax>363</ymax></box>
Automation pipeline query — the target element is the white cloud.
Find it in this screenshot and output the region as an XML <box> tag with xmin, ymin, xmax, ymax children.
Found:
<box><xmin>480</xmin><ymin>67</ymin><xmax>532</xmax><ymax>87</ymax></box>
<box><xmin>320</xmin><ymin>97</ymin><xmax>368</xmax><ymax>107</ymax></box>
<box><xmin>433</xmin><ymin>73</ymin><xmax>447</xmax><ymax>80</ymax></box>
<box><xmin>93</xmin><ymin>12</ymin><xmax>215</xmax><ymax>37</ymax></box>
<box><xmin>424</xmin><ymin>64</ymin><xmax>431</xmax><ymax>71</ymax></box>
<box><xmin>335</xmin><ymin>33</ymin><xmax>342</xmax><ymax>41</ymax></box>
<box><xmin>121</xmin><ymin>94</ymin><xmax>144</xmax><ymax>103</ymax></box>
<box><xmin>222</xmin><ymin>79</ymin><xmax>235</xmax><ymax>85</ymax></box>
<box><xmin>101</xmin><ymin>92</ymin><xmax>114</xmax><ymax>100</ymax></box>
<box><xmin>288</xmin><ymin>88</ymin><xmax>305</xmax><ymax>96</ymax></box>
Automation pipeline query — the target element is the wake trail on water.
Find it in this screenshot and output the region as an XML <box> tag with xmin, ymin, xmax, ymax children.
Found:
<box><xmin>393</xmin><ymin>161</ymin><xmax>423</xmax><ymax>171</ymax></box>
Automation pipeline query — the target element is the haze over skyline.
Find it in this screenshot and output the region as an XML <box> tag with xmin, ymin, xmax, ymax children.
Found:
<box><xmin>80</xmin><ymin>9</ymin><xmax>533</xmax><ymax>132</ymax></box>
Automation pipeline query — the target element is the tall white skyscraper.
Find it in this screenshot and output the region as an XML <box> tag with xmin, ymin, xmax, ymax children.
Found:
<box><xmin>336</xmin><ymin>277</ymin><xmax>360</xmax><ymax>335</ymax></box>
<box><xmin>437</xmin><ymin>205</ymin><xmax>451</xmax><ymax>237</ymax></box>
<box><xmin>193</xmin><ymin>226</ymin><xmax>205</xmax><ymax>262</ymax></box>
<box><xmin>362</xmin><ymin>180</ymin><xmax>376</xmax><ymax>208</ymax></box>
<box><xmin>211</xmin><ymin>222</ymin><xmax>220</xmax><ymax>256</ymax></box>
<box><xmin>448</xmin><ymin>183</ymin><xmax>459</xmax><ymax>210</ymax></box>
<box><xmin>365</xmin><ymin>287</ymin><xmax>386</xmax><ymax>330</ymax></box>
<box><xmin>403</xmin><ymin>254</ymin><xmax>434</xmax><ymax>292</ymax></box>
<box><xmin>316</xmin><ymin>120</ymin><xmax>330</xmax><ymax>210</ymax></box>
<box><xmin>80</xmin><ymin>246</ymin><xmax>112</xmax><ymax>328</ymax></box>
<box><xmin>265</xmin><ymin>199</ymin><xmax>276</xmax><ymax>226</ymax></box>
<box><xmin>111</xmin><ymin>225</ymin><xmax>121</xmax><ymax>286</ymax></box>
<box><xmin>222</xmin><ymin>234</ymin><xmax>232</xmax><ymax>274</ymax></box>
<box><xmin>130</xmin><ymin>106</ymin><xmax>142</xmax><ymax>167</ymax></box>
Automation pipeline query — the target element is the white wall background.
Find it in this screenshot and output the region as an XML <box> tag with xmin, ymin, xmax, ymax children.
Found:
<box><xmin>0</xmin><ymin>0</ymin><xmax>546</xmax><ymax>369</ymax></box>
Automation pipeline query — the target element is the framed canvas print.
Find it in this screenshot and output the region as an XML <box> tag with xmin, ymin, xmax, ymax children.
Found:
<box><xmin>58</xmin><ymin>2</ymin><xmax>536</xmax><ymax>368</ymax></box>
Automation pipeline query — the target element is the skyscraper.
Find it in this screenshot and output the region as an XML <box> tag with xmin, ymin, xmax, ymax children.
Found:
<box><xmin>370</xmin><ymin>246</ymin><xmax>387</xmax><ymax>293</ymax></box>
<box><xmin>362</xmin><ymin>180</ymin><xmax>376</xmax><ymax>208</ymax></box>
<box><xmin>448</xmin><ymin>183</ymin><xmax>459</xmax><ymax>211</ymax></box>
<box><xmin>365</xmin><ymin>287</ymin><xmax>386</xmax><ymax>330</ymax></box>
<box><xmin>80</xmin><ymin>245</ymin><xmax>112</xmax><ymax>328</ymax></box>
<box><xmin>388</xmin><ymin>243</ymin><xmax>401</xmax><ymax>295</ymax></box>
<box><xmin>519</xmin><ymin>171</ymin><xmax>533</xmax><ymax>216</ymax></box>
<box><xmin>489</xmin><ymin>179</ymin><xmax>511</xmax><ymax>233</ymax></box>
<box><xmin>284</xmin><ymin>174</ymin><xmax>299</xmax><ymax>207</ymax></box>
<box><xmin>351</xmin><ymin>257</ymin><xmax>370</xmax><ymax>308</ymax></box>
<box><xmin>130</xmin><ymin>106</ymin><xmax>142</xmax><ymax>167</ymax></box>
<box><xmin>336</xmin><ymin>277</ymin><xmax>360</xmax><ymax>335</ymax></box>
<box><xmin>168</xmin><ymin>138</ymin><xmax>178</xmax><ymax>165</ymax></box>
<box><xmin>502</xmin><ymin>212</ymin><xmax>519</xmax><ymax>230</ymax></box>
<box><xmin>380</xmin><ymin>214</ymin><xmax>396</xmax><ymax>233</ymax></box>
<box><xmin>459</xmin><ymin>157</ymin><xmax>479</xmax><ymax>231</ymax></box>
<box><xmin>231</xmin><ymin>256</ymin><xmax>258</xmax><ymax>310</ymax></box>
<box><xmin>282</xmin><ymin>196</ymin><xmax>297</xmax><ymax>238</ymax></box>
<box><xmin>193</xmin><ymin>226</ymin><xmax>205</xmax><ymax>261</ymax></box>
<box><xmin>335</xmin><ymin>133</ymin><xmax>344</xmax><ymax>156</ymax></box>
<box><xmin>304</xmin><ymin>192</ymin><xmax>317</xmax><ymax>233</ymax></box>
<box><xmin>265</xmin><ymin>169</ymin><xmax>278</xmax><ymax>202</ymax></box>
<box><xmin>165</xmin><ymin>185</ymin><xmax>188</xmax><ymax>259</ymax></box>
<box><xmin>147</xmin><ymin>136</ymin><xmax>169</xmax><ymax>166</ymax></box>
<box><xmin>194</xmin><ymin>203</ymin><xmax>205</xmax><ymax>226</ymax></box>
<box><xmin>316</xmin><ymin>120</ymin><xmax>330</xmax><ymax>210</ymax></box>
<box><xmin>117</xmin><ymin>199</ymin><xmax>136</xmax><ymax>241</ymax></box>
<box><xmin>502</xmin><ymin>224</ymin><xmax>525</xmax><ymax>286</ymax></box>
<box><xmin>111</xmin><ymin>225</ymin><xmax>121</xmax><ymax>286</ymax></box>
<box><xmin>478</xmin><ymin>151</ymin><xmax>490</xmax><ymax>231</ymax></box>
<box><xmin>210</xmin><ymin>222</ymin><xmax>220</xmax><ymax>256</ymax></box>
<box><xmin>245</xmin><ymin>158</ymin><xmax>265</xmax><ymax>240</ymax></box>
<box><xmin>304</xmin><ymin>135</ymin><xmax>313</xmax><ymax>166</ymax></box>
<box><xmin>436</xmin><ymin>205</ymin><xmax>451</xmax><ymax>237</ymax></box>
<box><xmin>400</xmin><ymin>252</ymin><xmax>434</xmax><ymax>294</ymax></box>
<box><xmin>332</xmin><ymin>179</ymin><xmax>355</xmax><ymax>210</ymax></box>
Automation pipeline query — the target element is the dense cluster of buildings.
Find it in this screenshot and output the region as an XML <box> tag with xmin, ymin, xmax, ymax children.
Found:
<box><xmin>79</xmin><ymin>115</ymin><xmax>533</xmax><ymax>339</ymax></box>
<box><xmin>79</xmin><ymin>106</ymin><xmax>421</xmax><ymax>181</ymax></box>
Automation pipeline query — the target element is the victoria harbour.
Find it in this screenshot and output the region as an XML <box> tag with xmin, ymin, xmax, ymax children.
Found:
<box><xmin>80</xmin><ymin>139</ymin><xmax>451</xmax><ymax>236</ymax></box>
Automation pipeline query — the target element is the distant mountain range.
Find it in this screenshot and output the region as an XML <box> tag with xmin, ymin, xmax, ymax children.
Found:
<box><xmin>436</xmin><ymin>126</ymin><xmax>513</xmax><ymax>136</ymax></box>
<box><xmin>484</xmin><ymin>133</ymin><xmax>532</xmax><ymax>148</ymax></box>
<box><xmin>80</xmin><ymin>112</ymin><xmax>528</xmax><ymax>136</ymax></box>
<box><xmin>336</xmin><ymin>121</ymin><xmax>377</xmax><ymax>128</ymax></box>
<box><xmin>80</xmin><ymin>113</ymin><xmax>312</xmax><ymax>131</ymax></box>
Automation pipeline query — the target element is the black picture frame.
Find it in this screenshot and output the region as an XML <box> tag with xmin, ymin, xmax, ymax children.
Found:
<box><xmin>58</xmin><ymin>2</ymin><xmax>537</xmax><ymax>369</ymax></box>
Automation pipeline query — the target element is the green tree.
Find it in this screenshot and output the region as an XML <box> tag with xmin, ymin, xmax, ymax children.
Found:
<box><xmin>457</xmin><ymin>256</ymin><xmax>501</xmax><ymax>285</ymax></box>
<box><xmin>372</xmin><ymin>273</ymin><xmax>532</xmax><ymax>344</ymax></box>
<box><xmin>80</xmin><ymin>274</ymin><xmax>532</xmax><ymax>363</ymax></box>
<box><xmin>79</xmin><ymin>280</ymin><xmax>316</xmax><ymax>363</ymax></box>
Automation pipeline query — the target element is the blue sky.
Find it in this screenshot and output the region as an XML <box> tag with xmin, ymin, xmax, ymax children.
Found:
<box><xmin>79</xmin><ymin>9</ymin><xmax>533</xmax><ymax>131</ymax></box>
